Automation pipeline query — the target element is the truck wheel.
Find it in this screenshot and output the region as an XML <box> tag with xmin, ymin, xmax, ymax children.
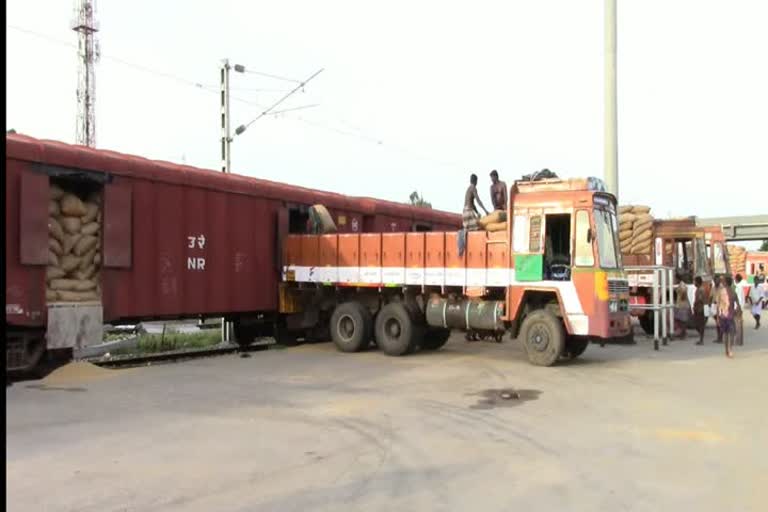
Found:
<box><xmin>375</xmin><ymin>303</ymin><xmax>417</xmax><ymax>356</ymax></box>
<box><xmin>564</xmin><ymin>336</ymin><xmax>589</xmax><ymax>359</ymax></box>
<box><xmin>330</xmin><ymin>302</ymin><xmax>371</xmax><ymax>352</ymax></box>
<box><xmin>420</xmin><ymin>328</ymin><xmax>451</xmax><ymax>351</ymax></box>
<box><xmin>520</xmin><ymin>310</ymin><xmax>565</xmax><ymax>366</ymax></box>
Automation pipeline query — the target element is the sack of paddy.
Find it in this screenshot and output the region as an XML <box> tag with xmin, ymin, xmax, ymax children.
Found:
<box><xmin>79</xmin><ymin>248</ymin><xmax>97</xmax><ymax>270</ymax></box>
<box><xmin>618</xmin><ymin>205</ymin><xmax>633</xmax><ymax>214</ymax></box>
<box><xmin>49</xmin><ymin>237</ymin><xmax>63</xmax><ymax>256</ymax></box>
<box><xmin>74</xmin><ymin>235</ymin><xmax>98</xmax><ymax>257</ymax></box>
<box><xmin>61</xmin><ymin>216</ymin><xmax>82</xmax><ymax>235</ymax></box>
<box><xmin>619</xmin><ymin>229</ymin><xmax>633</xmax><ymax>242</ymax></box>
<box><xmin>81</xmin><ymin>203</ymin><xmax>99</xmax><ymax>224</ymax></box>
<box><xmin>49</xmin><ymin>200</ymin><xmax>60</xmax><ymax>216</ymax></box>
<box><xmin>49</xmin><ymin>279</ymin><xmax>81</xmax><ymax>291</ymax></box>
<box><xmin>631</xmin><ymin>205</ymin><xmax>651</xmax><ymax>215</ymax></box>
<box><xmin>485</xmin><ymin>221</ymin><xmax>507</xmax><ymax>232</ymax></box>
<box><xmin>60</xmin><ymin>254</ymin><xmax>81</xmax><ymax>273</ymax></box>
<box><xmin>57</xmin><ymin>290</ymin><xmax>99</xmax><ymax>302</ymax></box>
<box><xmin>633</xmin><ymin>220</ymin><xmax>653</xmax><ymax>235</ymax></box>
<box><xmin>60</xmin><ymin>193</ymin><xmax>87</xmax><ymax>217</ymax></box>
<box><xmin>50</xmin><ymin>184</ymin><xmax>65</xmax><ymax>200</ymax></box>
<box><xmin>50</xmin><ymin>278</ymin><xmax>97</xmax><ymax>292</ymax></box>
<box><xmin>46</xmin><ymin>266</ymin><xmax>66</xmax><ymax>281</ymax></box>
<box><xmin>63</xmin><ymin>233</ymin><xmax>82</xmax><ymax>255</ymax></box>
<box><xmin>75</xmin><ymin>265</ymin><xmax>96</xmax><ymax>281</ymax></box>
<box><xmin>46</xmin><ymin>289</ymin><xmax>58</xmax><ymax>302</ymax></box>
<box><xmin>48</xmin><ymin>250</ymin><xmax>59</xmax><ymax>267</ymax></box>
<box><xmin>81</xmin><ymin>221</ymin><xmax>100</xmax><ymax>236</ymax></box>
<box><xmin>48</xmin><ymin>217</ymin><xmax>65</xmax><ymax>243</ymax></box>
<box><xmin>633</xmin><ymin>229</ymin><xmax>653</xmax><ymax>243</ymax></box>
<box><xmin>632</xmin><ymin>242</ymin><xmax>652</xmax><ymax>255</ymax></box>
<box><xmin>479</xmin><ymin>211</ymin><xmax>504</xmax><ymax>228</ymax></box>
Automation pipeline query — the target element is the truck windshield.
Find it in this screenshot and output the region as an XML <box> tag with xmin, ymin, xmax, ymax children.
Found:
<box><xmin>595</xmin><ymin>209</ymin><xmax>620</xmax><ymax>269</ymax></box>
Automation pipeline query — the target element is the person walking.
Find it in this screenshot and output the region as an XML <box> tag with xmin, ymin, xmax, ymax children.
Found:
<box><xmin>734</xmin><ymin>274</ymin><xmax>748</xmax><ymax>346</ymax></box>
<box><xmin>711</xmin><ymin>276</ymin><xmax>723</xmax><ymax>343</ymax></box>
<box><xmin>693</xmin><ymin>276</ymin><xmax>707</xmax><ymax>345</ymax></box>
<box><xmin>747</xmin><ymin>275</ymin><xmax>764</xmax><ymax>329</ymax></box>
<box><xmin>674</xmin><ymin>278</ymin><xmax>691</xmax><ymax>340</ymax></box>
<box><xmin>718</xmin><ymin>276</ymin><xmax>739</xmax><ymax>358</ymax></box>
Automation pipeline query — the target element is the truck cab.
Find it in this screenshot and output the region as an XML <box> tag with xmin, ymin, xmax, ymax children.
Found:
<box><xmin>505</xmin><ymin>177</ymin><xmax>630</xmax><ymax>343</ymax></box>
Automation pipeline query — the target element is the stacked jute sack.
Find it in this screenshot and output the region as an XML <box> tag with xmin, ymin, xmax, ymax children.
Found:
<box><xmin>477</xmin><ymin>210</ymin><xmax>507</xmax><ymax>232</ymax></box>
<box><xmin>618</xmin><ymin>205</ymin><xmax>654</xmax><ymax>255</ymax></box>
<box><xmin>727</xmin><ymin>245</ymin><xmax>747</xmax><ymax>276</ymax></box>
<box><xmin>46</xmin><ymin>184</ymin><xmax>102</xmax><ymax>302</ymax></box>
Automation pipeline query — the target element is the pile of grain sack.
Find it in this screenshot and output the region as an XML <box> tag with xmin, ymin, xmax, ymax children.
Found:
<box><xmin>618</xmin><ymin>205</ymin><xmax>654</xmax><ymax>255</ymax></box>
<box><xmin>46</xmin><ymin>183</ymin><xmax>102</xmax><ymax>303</ymax></box>
<box><xmin>477</xmin><ymin>210</ymin><xmax>507</xmax><ymax>232</ymax></box>
<box><xmin>727</xmin><ymin>245</ymin><xmax>747</xmax><ymax>276</ymax></box>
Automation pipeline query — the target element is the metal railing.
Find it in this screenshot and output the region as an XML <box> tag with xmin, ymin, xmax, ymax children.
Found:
<box><xmin>624</xmin><ymin>265</ymin><xmax>675</xmax><ymax>350</ymax></box>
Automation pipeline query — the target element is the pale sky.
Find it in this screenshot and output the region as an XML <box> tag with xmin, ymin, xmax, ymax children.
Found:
<box><xmin>6</xmin><ymin>1</ymin><xmax>767</xmax><ymax>247</ymax></box>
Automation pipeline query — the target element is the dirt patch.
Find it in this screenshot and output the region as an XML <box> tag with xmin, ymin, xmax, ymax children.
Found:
<box><xmin>467</xmin><ymin>388</ymin><xmax>541</xmax><ymax>410</ymax></box>
<box><xmin>38</xmin><ymin>361</ymin><xmax>126</xmax><ymax>386</ymax></box>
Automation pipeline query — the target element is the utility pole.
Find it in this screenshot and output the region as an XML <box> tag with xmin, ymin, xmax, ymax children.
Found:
<box><xmin>219</xmin><ymin>58</ymin><xmax>232</xmax><ymax>343</ymax></box>
<box><xmin>72</xmin><ymin>0</ymin><xmax>99</xmax><ymax>147</ymax></box>
<box><xmin>604</xmin><ymin>0</ymin><xmax>619</xmax><ymax>200</ymax></box>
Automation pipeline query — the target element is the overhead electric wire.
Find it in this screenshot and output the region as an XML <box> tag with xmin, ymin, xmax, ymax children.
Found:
<box><xmin>8</xmin><ymin>24</ymin><xmax>467</xmax><ymax>171</ymax></box>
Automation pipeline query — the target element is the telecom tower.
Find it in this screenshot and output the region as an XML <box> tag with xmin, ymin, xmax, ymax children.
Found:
<box><xmin>72</xmin><ymin>0</ymin><xmax>100</xmax><ymax>147</ymax></box>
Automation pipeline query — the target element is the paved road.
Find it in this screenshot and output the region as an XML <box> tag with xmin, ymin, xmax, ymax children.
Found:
<box><xmin>7</xmin><ymin>318</ymin><xmax>768</xmax><ymax>512</ymax></box>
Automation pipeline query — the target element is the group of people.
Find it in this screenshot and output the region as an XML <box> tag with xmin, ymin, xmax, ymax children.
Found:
<box><xmin>462</xmin><ymin>170</ymin><xmax>508</xmax><ymax>230</ymax></box>
<box><xmin>683</xmin><ymin>273</ymin><xmax>766</xmax><ymax>358</ymax></box>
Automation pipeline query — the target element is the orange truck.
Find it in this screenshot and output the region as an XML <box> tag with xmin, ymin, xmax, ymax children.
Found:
<box><xmin>277</xmin><ymin>176</ymin><xmax>632</xmax><ymax>366</ymax></box>
<box><xmin>622</xmin><ymin>217</ymin><xmax>713</xmax><ymax>334</ymax></box>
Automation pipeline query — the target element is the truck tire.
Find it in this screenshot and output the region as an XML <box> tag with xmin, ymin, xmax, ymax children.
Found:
<box><xmin>420</xmin><ymin>328</ymin><xmax>451</xmax><ymax>351</ymax></box>
<box><xmin>564</xmin><ymin>336</ymin><xmax>589</xmax><ymax>359</ymax></box>
<box><xmin>375</xmin><ymin>302</ymin><xmax>417</xmax><ymax>356</ymax></box>
<box><xmin>520</xmin><ymin>310</ymin><xmax>565</xmax><ymax>366</ymax></box>
<box><xmin>330</xmin><ymin>302</ymin><xmax>371</xmax><ymax>352</ymax></box>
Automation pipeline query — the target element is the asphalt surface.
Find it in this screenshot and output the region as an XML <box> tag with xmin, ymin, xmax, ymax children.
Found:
<box><xmin>7</xmin><ymin>315</ymin><xmax>768</xmax><ymax>512</ymax></box>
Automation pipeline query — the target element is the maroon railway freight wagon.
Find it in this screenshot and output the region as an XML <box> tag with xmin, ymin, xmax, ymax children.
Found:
<box><xmin>5</xmin><ymin>134</ymin><xmax>460</xmax><ymax>371</ymax></box>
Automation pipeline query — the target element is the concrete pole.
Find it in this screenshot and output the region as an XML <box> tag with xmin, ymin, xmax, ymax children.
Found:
<box><xmin>220</xmin><ymin>59</ymin><xmax>232</xmax><ymax>343</ymax></box>
<box><xmin>604</xmin><ymin>0</ymin><xmax>619</xmax><ymax>200</ymax></box>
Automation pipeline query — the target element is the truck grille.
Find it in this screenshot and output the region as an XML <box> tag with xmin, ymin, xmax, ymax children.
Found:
<box><xmin>608</xmin><ymin>279</ymin><xmax>629</xmax><ymax>295</ymax></box>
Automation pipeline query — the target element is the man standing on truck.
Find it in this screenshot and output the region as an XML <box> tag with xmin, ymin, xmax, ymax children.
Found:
<box><xmin>463</xmin><ymin>174</ymin><xmax>489</xmax><ymax>231</ymax></box>
<box><xmin>489</xmin><ymin>170</ymin><xmax>508</xmax><ymax>219</ymax></box>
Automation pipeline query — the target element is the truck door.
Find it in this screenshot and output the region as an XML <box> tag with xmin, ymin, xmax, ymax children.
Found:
<box><xmin>512</xmin><ymin>211</ymin><xmax>544</xmax><ymax>282</ymax></box>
